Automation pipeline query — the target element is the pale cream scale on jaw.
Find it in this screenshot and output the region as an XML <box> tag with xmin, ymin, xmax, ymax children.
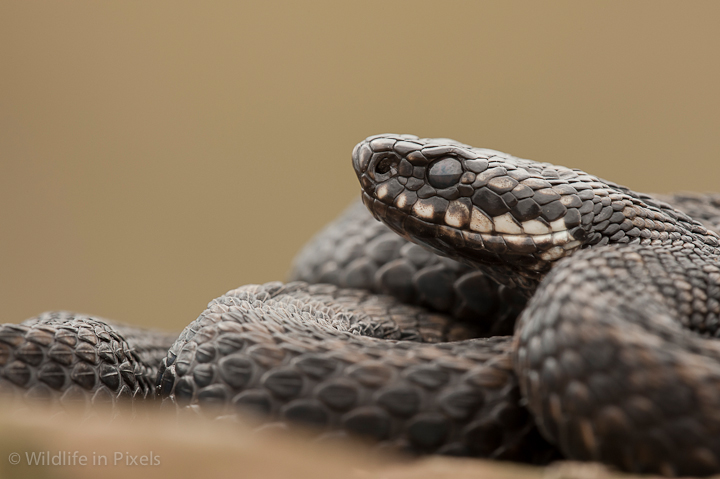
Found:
<box><xmin>411</xmin><ymin>199</ymin><xmax>437</xmax><ymax>221</ymax></box>
<box><xmin>409</xmin><ymin>195</ymin><xmax>583</xmax><ymax>262</ymax></box>
<box><xmin>374</xmin><ymin>182</ymin><xmax>393</xmax><ymax>202</ymax></box>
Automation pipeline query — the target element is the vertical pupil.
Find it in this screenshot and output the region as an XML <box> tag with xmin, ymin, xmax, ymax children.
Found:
<box><xmin>428</xmin><ymin>158</ymin><xmax>463</xmax><ymax>189</ymax></box>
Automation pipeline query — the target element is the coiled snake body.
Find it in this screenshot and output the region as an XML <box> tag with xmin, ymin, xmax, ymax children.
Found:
<box><xmin>3</xmin><ymin>134</ymin><xmax>720</xmax><ymax>476</ymax></box>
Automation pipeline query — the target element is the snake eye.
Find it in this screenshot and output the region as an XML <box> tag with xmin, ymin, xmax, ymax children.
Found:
<box><xmin>428</xmin><ymin>157</ymin><xmax>463</xmax><ymax>189</ymax></box>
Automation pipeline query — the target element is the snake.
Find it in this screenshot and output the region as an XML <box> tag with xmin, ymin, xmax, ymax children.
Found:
<box><xmin>3</xmin><ymin>134</ymin><xmax>720</xmax><ymax>476</ymax></box>
<box><xmin>0</xmin><ymin>312</ymin><xmax>175</xmax><ymax>410</ymax></box>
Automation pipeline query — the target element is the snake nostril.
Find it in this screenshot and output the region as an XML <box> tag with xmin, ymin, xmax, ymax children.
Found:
<box><xmin>373</xmin><ymin>154</ymin><xmax>400</xmax><ymax>179</ymax></box>
<box><xmin>375</xmin><ymin>155</ymin><xmax>396</xmax><ymax>174</ymax></box>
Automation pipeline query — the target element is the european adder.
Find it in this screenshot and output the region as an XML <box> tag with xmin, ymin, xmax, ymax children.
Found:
<box><xmin>3</xmin><ymin>135</ymin><xmax>720</xmax><ymax>477</ymax></box>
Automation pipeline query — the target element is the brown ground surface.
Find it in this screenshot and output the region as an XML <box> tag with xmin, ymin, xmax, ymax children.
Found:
<box><xmin>0</xmin><ymin>402</ymin><xmax>683</xmax><ymax>479</ymax></box>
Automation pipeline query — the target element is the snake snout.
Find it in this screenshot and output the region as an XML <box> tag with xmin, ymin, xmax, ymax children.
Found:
<box><xmin>352</xmin><ymin>134</ymin><xmax>413</xmax><ymax>187</ymax></box>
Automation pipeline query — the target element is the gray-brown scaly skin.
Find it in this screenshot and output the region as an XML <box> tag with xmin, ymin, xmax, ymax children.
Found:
<box><xmin>157</xmin><ymin>281</ymin><xmax>558</xmax><ymax>463</ymax></box>
<box><xmin>0</xmin><ymin>312</ymin><xmax>176</xmax><ymax>409</ymax></box>
<box><xmin>289</xmin><ymin>195</ymin><xmax>720</xmax><ymax>339</ymax></box>
<box><xmin>655</xmin><ymin>193</ymin><xmax>720</xmax><ymax>234</ymax></box>
<box><xmin>290</xmin><ymin>200</ymin><xmax>526</xmax><ymax>336</ymax></box>
<box><xmin>354</xmin><ymin>134</ymin><xmax>720</xmax><ymax>476</ymax></box>
<box><xmin>289</xmin><ymin>193</ymin><xmax>720</xmax><ymax>334</ymax></box>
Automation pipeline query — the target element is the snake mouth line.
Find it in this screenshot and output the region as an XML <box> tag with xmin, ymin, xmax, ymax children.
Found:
<box><xmin>362</xmin><ymin>193</ymin><xmax>582</xmax><ymax>271</ymax></box>
<box><xmin>461</xmin><ymin>209</ymin><xmax>583</xmax><ymax>261</ymax></box>
<box><xmin>365</xmin><ymin>191</ymin><xmax>583</xmax><ymax>264</ymax></box>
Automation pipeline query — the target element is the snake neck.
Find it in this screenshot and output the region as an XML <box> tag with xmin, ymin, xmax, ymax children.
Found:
<box><xmin>352</xmin><ymin>134</ymin><xmax>720</xmax><ymax>293</ymax></box>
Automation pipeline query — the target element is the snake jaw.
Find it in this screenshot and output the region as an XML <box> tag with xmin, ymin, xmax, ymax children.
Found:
<box><xmin>353</xmin><ymin>134</ymin><xmax>597</xmax><ymax>286</ymax></box>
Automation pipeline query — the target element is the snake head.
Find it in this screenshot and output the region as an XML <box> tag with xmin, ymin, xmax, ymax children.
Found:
<box><xmin>352</xmin><ymin>134</ymin><xmax>597</xmax><ymax>289</ymax></box>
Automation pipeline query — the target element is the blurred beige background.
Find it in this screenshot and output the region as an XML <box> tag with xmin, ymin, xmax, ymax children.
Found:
<box><xmin>1</xmin><ymin>1</ymin><xmax>719</xmax><ymax>330</ymax></box>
